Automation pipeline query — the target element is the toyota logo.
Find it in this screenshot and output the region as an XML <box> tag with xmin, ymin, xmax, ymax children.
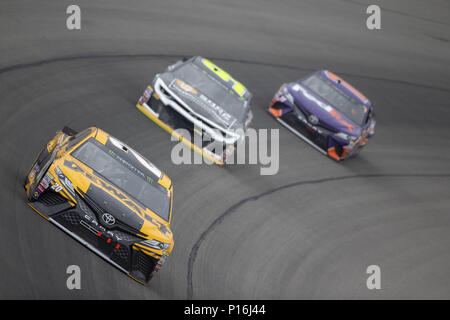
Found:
<box><xmin>308</xmin><ymin>114</ymin><xmax>319</xmax><ymax>125</ymax></box>
<box><xmin>102</xmin><ymin>213</ymin><xmax>115</xmax><ymax>225</ymax></box>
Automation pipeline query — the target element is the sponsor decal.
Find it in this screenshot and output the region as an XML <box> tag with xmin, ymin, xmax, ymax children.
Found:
<box><xmin>308</xmin><ymin>114</ymin><xmax>319</xmax><ymax>125</ymax></box>
<box><xmin>30</xmin><ymin>163</ymin><xmax>40</xmax><ymax>179</ymax></box>
<box><xmin>51</xmin><ymin>183</ymin><xmax>63</xmax><ymax>192</ymax></box>
<box><xmin>80</xmin><ymin>220</ymin><xmax>98</xmax><ymax>236</ymax></box>
<box><xmin>106</xmin><ymin>147</ymin><xmax>156</xmax><ymax>184</ymax></box>
<box><xmin>39</xmin><ymin>182</ymin><xmax>48</xmax><ymax>192</ymax></box>
<box><xmin>55</xmin><ymin>166</ymin><xmax>75</xmax><ymax>196</ymax></box>
<box><xmin>153</xmin><ymin>254</ymin><xmax>167</xmax><ymax>273</ymax></box>
<box><xmin>169</xmin><ymin>78</ymin><xmax>235</xmax><ymax>127</ymax></box>
<box><xmin>139</xmin><ymin>87</ymin><xmax>152</xmax><ymax>105</ymax></box>
<box><xmin>47</xmin><ymin>140</ymin><xmax>57</xmax><ymax>152</ymax></box>
<box><xmin>198</xmin><ymin>93</ymin><xmax>233</xmax><ymax>125</ymax></box>
<box><xmin>102</xmin><ymin>213</ymin><xmax>116</xmax><ymax>225</ymax></box>
<box><xmin>32</xmin><ymin>172</ymin><xmax>55</xmax><ymax>199</ymax></box>
<box><xmin>41</xmin><ymin>173</ymin><xmax>53</xmax><ymax>189</ymax></box>
<box><xmin>175</xmin><ymin>79</ymin><xmax>198</xmax><ymax>94</ymax></box>
<box><xmin>83</xmin><ymin>214</ymin><xmax>123</xmax><ymax>241</ymax></box>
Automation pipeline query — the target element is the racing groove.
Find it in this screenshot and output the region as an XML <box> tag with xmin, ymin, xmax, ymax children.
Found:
<box><xmin>0</xmin><ymin>0</ymin><xmax>450</xmax><ymax>299</ymax></box>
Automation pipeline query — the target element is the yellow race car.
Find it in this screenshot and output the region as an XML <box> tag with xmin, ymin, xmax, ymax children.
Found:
<box><xmin>24</xmin><ymin>126</ymin><xmax>174</xmax><ymax>284</ymax></box>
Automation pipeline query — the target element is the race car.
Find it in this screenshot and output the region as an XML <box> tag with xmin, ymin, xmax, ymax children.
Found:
<box><xmin>137</xmin><ymin>56</ymin><xmax>253</xmax><ymax>165</ymax></box>
<box><xmin>24</xmin><ymin>126</ymin><xmax>174</xmax><ymax>284</ymax></box>
<box><xmin>269</xmin><ymin>70</ymin><xmax>376</xmax><ymax>161</ymax></box>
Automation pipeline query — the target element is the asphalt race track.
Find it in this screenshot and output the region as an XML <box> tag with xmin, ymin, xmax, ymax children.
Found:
<box><xmin>1</xmin><ymin>0</ymin><xmax>450</xmax><ymax>299</ymax></box>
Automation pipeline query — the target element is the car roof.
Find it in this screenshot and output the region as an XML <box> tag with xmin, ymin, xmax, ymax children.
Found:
<box><xmin>183</xmin><ymin>56</ymin><xmax>252</xmax><ymax>101</ymax></box>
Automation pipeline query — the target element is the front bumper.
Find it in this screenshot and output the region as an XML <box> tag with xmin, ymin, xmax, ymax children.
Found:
<box><xmin>269</xmin><ymin>96</ymin><xmax>369</xmax><ymax>161</ymax></box>
<box><xmin>137</xmin><ymin>84</ymin><xmax>238</xmax><ymax>165</ymax></box>
<box><xmin>27</xmin><ymin>187</ymin><xmax>165</xmax><ymax>284</ymax></box>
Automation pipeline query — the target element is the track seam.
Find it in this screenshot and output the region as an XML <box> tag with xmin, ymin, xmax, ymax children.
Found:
<box><xmin>3</xmin><ymin>52</ymin><xmax>450</xmax><ymax>297</ymax></box>
<box><xmin>186</xmin><ymin>173</ymin><xmax>450</xmax><ymax>299</ymax></box>
<box><xmin>338</xmin><ymin>0</ymin><xmax>450</xmax><ymax>27</ymax></box>
<box><xmin>1</xmin><ymin>53</ymin><xmax>449</xmax><ymax>93</ymax></box>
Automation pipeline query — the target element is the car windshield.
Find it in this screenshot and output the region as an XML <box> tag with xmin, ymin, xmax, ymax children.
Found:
<box><xmin>170</xmin><ymin>62</ymin><xmax>247</xmax><ymax>123</ymax></box>
<box><xmin>301</xmin><ymin>74</ymin><xmax>367</xmax><ymax>125</ymax></box>
<box><xmin>72</xmin><ymin>139</ymin><xmax>171</xmax><ymax>221</ymax></box>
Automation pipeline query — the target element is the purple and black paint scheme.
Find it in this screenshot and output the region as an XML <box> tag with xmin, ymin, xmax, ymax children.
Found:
<box><xmin>269</xmin><ymin>70</ymin><xmax>376</xmax><ymax>161</ymax></box>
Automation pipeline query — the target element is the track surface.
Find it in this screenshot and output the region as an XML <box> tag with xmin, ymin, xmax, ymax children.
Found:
<box><xmin>1</xmin><ymin>0</ymin><xmax>450</xmax><ymax>299</ymax></box>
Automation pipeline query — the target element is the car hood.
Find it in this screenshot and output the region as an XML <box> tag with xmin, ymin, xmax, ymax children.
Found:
<box><xmin>59</xmin><ymin>158</ymin><xmax>172</xmax><ymax>241</ymax></box>
<box><xmin>288</xmin><ymin>82</ymin><xmax>362</xmax><ymax>136</ymax></box>
<box><xmin>158</xmin><ymin>72</ymin><xmax>246</xmax><ymax>132</ymax></box>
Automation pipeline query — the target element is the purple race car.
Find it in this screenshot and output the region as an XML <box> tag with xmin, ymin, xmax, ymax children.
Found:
<box><xmin>269</xmin><ymin>70</ymin><xmax>376</xmax><ymax>161</ymax></box>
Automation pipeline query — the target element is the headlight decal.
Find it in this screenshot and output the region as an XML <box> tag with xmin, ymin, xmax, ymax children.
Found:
<box><xmin>140</xmin><ymin>239</ymin><xmax>171</xmax><ymax>251</ymax></box>
<box><xmin>54</xmin><ymin>166</ymin><xmax>75</xmax><ymax>197</ymax></box>
<box><xmin>334</xmin><ymin>132</ymin><xmax>358</xmax><ymax>142</ymax></box>
<box><xmin>32</xmin><ymin>172</ymin><xmax>55</xmax><ymax>199</ymax></box>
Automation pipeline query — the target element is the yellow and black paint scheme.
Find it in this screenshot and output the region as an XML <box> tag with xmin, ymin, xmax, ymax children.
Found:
<box><xmin>24</xmin><ymin>126</ymin><xmax>174</xmax><ymax>284</ymax></box>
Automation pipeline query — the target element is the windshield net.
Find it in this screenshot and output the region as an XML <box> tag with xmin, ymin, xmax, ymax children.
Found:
<box><xmin>170</xmin><ymin>62</ymin><xmax>247</xmax><ymax>124</ymax></box>
<box><xmin>72</xmin><ymin>139</ymin><xmax>171</xmax><ymax>221</ymax></box>
<box><xmin>301</xmin><ymin>74</ymin><xmax>367</xmax><ymax>125</ymax></box>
